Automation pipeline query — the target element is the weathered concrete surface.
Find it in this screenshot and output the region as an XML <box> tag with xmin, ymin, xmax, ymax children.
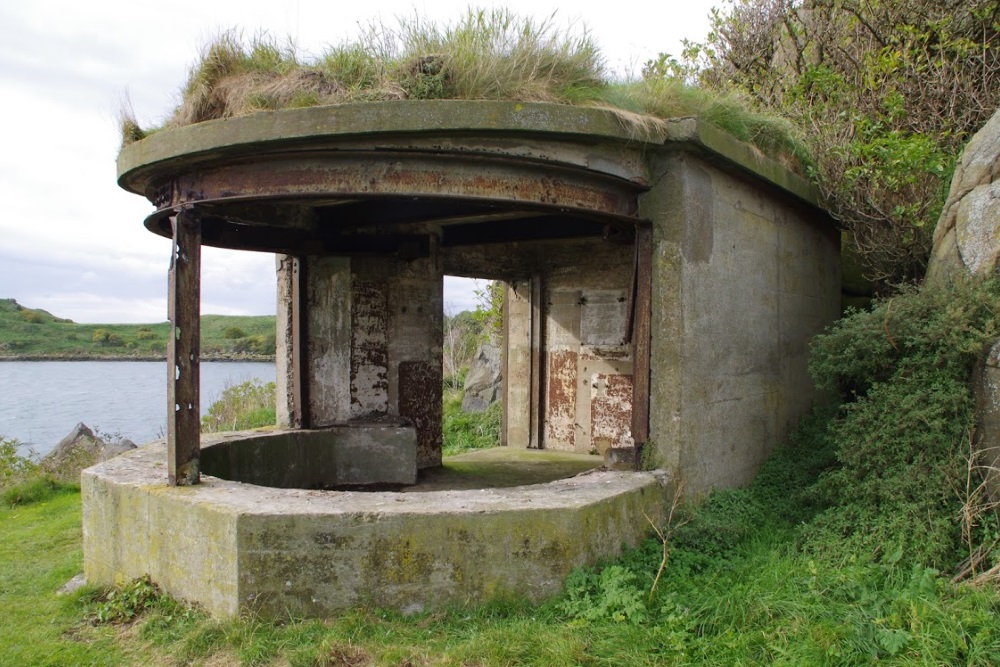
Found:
<box><xmin>412</xmin><ymin>447</ymin><xmax>602</xmax><ymax>491</ymax></box>
<box><xmin>83</xmin><ymin>440</ymin><xmax>669</xmax><ymax>618</ymax></box>
<box><xmin>644</xmin><ymin>152</ymin><xmax>840</xmax><ymax>495</ymax></box>
<box><xmin>927</xmin><ymin>107</ymin><xmax>1000</xmax><ymax>286</ymax></box>
<box><xmin>199</xmin><ymin>427</ymin><xmax>417</xmax><ymax>488</ymax></box>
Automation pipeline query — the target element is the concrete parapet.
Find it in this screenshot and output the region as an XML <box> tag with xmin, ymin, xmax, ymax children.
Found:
<box><xmin>82</xmin><ymin>440</ymin><xmax>669</xmax><ymax>618</ymax></box>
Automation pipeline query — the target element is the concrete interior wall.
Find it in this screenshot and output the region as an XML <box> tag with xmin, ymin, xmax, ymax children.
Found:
<box><xmin>449</xmin><ymin>236</ymin><xmax>636</xmax><ymax>456</ymax></box>
<box><xmin>276</xmin><ymin>248</ymin><xmax>444</xmax><ymax>473</ymax></box>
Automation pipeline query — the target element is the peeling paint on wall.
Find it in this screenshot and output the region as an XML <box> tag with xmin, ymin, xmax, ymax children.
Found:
<box><xmin>399</xmin><ymin>360</ymin><xmax>443</xmax><ymax>468</ymax></box>
<box><xmin>546</xmin><ymin>349</ymin><xmax>578</xmax><ymax>446</ymax></box>
<box><xmin>590</xmin><ymin>374</ymin><xmax>635</xmax><ymax>454</ymax></box>
<box><xmin>350</xmin><ymin>280</ymin><xmax>389</xmax><ymax>419</ymax></box>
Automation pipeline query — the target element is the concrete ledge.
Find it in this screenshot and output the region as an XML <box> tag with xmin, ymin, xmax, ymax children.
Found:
<box><xmin>83</xmin><ymin>440</ymin><xmax>669</xmax><ymax>617</ymax></box>
<box><xmin>200</xmin><ymin>426</ymin><xmax>417</xmax><ymax>488</ymax></box>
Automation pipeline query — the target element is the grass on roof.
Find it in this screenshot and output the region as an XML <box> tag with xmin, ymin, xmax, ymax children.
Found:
<box><xmin>120</xmin><ymin>8</ymin><xmax>808</xmax><ymax>169</ymax></box>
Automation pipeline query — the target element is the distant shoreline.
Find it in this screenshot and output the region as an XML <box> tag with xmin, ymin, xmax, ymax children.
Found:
<box><xmin>0</xmin><ymin>353</ymin><xmax>275</xmax><ymax>362</ymax></box>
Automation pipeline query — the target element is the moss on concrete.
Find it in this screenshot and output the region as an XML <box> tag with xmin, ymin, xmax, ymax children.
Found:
<box><xmin>412</xmin><ymin>447</ymin><xmax>601</xmax><ymax>491</ymax></box>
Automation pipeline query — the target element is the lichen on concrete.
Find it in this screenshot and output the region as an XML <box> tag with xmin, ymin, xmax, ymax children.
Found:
<box><xmin>83</xmin><ymin>439</ymin><xmax>668</xmax><ymax>618</ymax></box>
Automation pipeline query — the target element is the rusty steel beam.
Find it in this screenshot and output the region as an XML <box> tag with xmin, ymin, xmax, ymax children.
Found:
<box><xmin>167</xmin><ymin>209</ymin><xmax>201</xmax><ymax>486</ymax></box>
<box><xmin>159</xmin><ymin>151</ymin><xmax>643</xmax><ymax>222</ymax></box>
<box><xmin>631</xmin><ymin>226</ymin><xmax>653</xmax><ymax>449</ymax></box>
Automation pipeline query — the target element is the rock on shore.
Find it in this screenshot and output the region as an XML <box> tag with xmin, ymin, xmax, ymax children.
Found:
<box><xmin>41</xmin><ymin>423</ymin><xmax>136</xmax><ymax>483</ymax></box>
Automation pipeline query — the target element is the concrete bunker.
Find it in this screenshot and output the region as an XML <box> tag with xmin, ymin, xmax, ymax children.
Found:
<box><xmin>84</xmin><ymin>101</ymin><xmax>840</xmax><ymax>616</ymax></box>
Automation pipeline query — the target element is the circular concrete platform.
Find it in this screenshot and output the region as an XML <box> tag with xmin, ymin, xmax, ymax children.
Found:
<box><xmin>82</xmin><ymin>436</ymin><xmax>669</xmax><ymax>618</ymax></box>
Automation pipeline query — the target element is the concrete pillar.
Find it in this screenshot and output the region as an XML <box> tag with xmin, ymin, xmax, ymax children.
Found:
<box><xmin>386</xmin><ymin>241</ymin><xmax>443</xmax><ymax>469</ymax></box>
<box><xmin>275</xmin><ymin>255</ymin><xmax>296</xmax><ymax>429</ymax></box>
<box><xmin>305</xmin><ymin>256</ymin><xmax>353</xmax><ymax>427</ymax></box>
<box><xmin>505</xmin><ymin>280</ymin><xmax>532</xmax><ymax>448</ymax></box>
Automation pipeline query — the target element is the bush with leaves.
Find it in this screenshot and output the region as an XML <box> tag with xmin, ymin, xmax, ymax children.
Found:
<box><xmin>0</xmin><ymin>436</ymin><xmax>37</xmax><ymax>489</ymax></box>
<box><xmin>660</xmin><ymin>0</ymin><xmax>1000</xmax><ymax>290</ymax></box>
<box><xmin>803</xmin><ymin>278</ymin><xmax>1000</xmax><ymax>568</ymax></box>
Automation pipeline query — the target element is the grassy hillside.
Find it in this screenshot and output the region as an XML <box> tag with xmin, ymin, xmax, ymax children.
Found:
<box><xmin>0</xmin><ymin>298</ymin><xmax>275</xmax><ymax>360</ymax></box>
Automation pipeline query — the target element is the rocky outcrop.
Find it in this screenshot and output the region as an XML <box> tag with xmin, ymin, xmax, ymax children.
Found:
<box><xmin>926</xmin><ymin>108</ymin><xmax>1000</xmax><ymax>285</ymax></box>
<box><xmin>461</xmin><ymin>343</ymin><xmax>502</xmax><ymax>413</ymax></box>
<box><xmin>928</xmin><ymin>109</ymin><xmax>1000</xmax><ymax>502</ymax></box>
<box><xmin>41</xmin><ymin>423</ymin><xmax>136</xmax><ymax>483</ymax></box>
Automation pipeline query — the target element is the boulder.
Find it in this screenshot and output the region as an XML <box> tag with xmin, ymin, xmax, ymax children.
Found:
<box><xmin>929</xmin><ymin>109</ymin><xmax>1000</xmax><ymax>503</ymax></box>
<box><xmin>926</xmin><ymin>108</ymin><xmax>1000</xmax><ymax>285</ymax></box>
<box><xmin>42</xmin><ymin>423</ymin><xmax>136</xmax><ymax>483</ymax></box>
<box><xmin>461</xmin><ymin>343</ymin><xmax>502</xmax><ymax>413</ymax></box>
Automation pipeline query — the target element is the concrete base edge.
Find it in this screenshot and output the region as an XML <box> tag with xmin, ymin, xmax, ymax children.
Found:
<box><xmin>82</xmin><ymin>440</ymin><xmax>671</xmax><ymax>618</ymax></box>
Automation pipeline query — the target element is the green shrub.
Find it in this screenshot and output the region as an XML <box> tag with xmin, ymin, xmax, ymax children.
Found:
<box><xmin>0</xmin><ymin>437</ymin><xmax>38</xmax><ymax>489</ymax></box>
<box><xmin>223</xmin><ymin>326</ymin><xmax>247</xmax><ymax>340</ymax></box>
<box><xmin>136</xmin><ymin>328</ymin><xmax>157</xmax><ymax>340</ymax></box>
<box><xmin>19</xmin><ymin>310</ymin><xmax>43</xmax><ymax>324</ymax></box>
<box><xmin>559</xmin><ymin>564</ymin><xmax>649</xmax><ymax>624</ymax></box>
<box><xmin>803</xmin><ymin>278</ymin><xmax>1000</xmax><ymax>568</ymax></box>
<box><xmin>202</xmin><ymin>379</ymin><xmax>277</xmax><ymax>432</ymax></box>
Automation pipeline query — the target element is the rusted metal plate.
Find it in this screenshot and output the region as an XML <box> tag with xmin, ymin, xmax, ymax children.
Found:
<box><xmin>545</xmin><ymin>349</ymin><xmax>577</xmax><ymax>447</ymax></box>
<box><xmin>350</xmin><ymin>280</ymin><xmax>389</xmax><ymax>418</ymax></box>
<box><xmin>631</xmin><ymin>226</ymin><xmax>652</xmax><ymax>445</ymax></box>
<box><xmin>159</xmin><ymin>151</ymin><xmax>641</xmax><ymax>221</ymax></box>
<box><xmin>398</xmin><ymin>360</ymin><xmax>442</xmax><ymax>469</ymax></box>
<box><xmin>167</xmin><ymin>210</ymin><xmax>201</xmax><ymax>486</ymax></box>
<box><xmin>591</xmin><ymin>374</ymin><xmax>635</xmax><ymax>454</ymax></box>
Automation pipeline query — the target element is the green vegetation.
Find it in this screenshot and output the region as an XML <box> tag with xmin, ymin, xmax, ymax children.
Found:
<box><xmin>4</xmin><ymin>274</ymin><xmax>1000</xmax><ymax>662</ymax></box>
<box><xmin>661</xmin><ymin>0</ymin><xmax>1000</xmax><ymax>290</ymax></box>
<box><xmin>3</xmin><ymin>392</ymin><xmax>1000</xmax><ymax>664</ymax></box>
<box><xmin>0</xmin><ymin>298</ymin><xmax>275</xmax><ymax>359</ymax></box>
<box><xmin>442</xmin><ymin>388</ymin><xmax>501</xmax><ymax>456</ymax></box>
<box><xmin>202</xmin><ymin>378</ymin><xmax>277</xmax><ymax>432</ymax></box>
<box><xmin>121</xmin><ymin>10</ymin><xmax>806</xmax><ymax>169</ymax></box>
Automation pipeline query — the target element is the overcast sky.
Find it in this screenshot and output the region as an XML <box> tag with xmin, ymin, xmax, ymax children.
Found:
<box><xmin>0</xmin><ymin>0</ymin><xmax>715</xmax><ymax>323</ymax></box>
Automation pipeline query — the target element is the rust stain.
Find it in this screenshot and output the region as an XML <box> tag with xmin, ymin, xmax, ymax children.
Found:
<box><xmin>591</xmin><ymin>373</ymin><xmax>634</xmax><ymax>451</ymax></box>
<box><xmin>350</xmin><ymin>280</ymin><xmax>389</xmax><ymax>418</ymax></box>
<box><xmin>580</xmin><ymin>345</ymin><xmax>631</xmax><ymax>361</ymax></box>
<box><xmin>399</xmin><ymin>360</ymin><xmax>443</xmax><ymax>468</ymax></box>
<box><xmin>546</xmin><ymin>349</ymin><xmax>577</xmax><ymax>446</ymax></box>
<box><xmin>163</xmin><ymin>153</ymin><xmax>638</xmax><ymax>219</ymax></box>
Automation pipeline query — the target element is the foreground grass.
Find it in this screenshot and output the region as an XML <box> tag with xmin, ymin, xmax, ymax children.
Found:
<box><xmin>0</xmin><ymin>487</ymin><xmax>125</xmax><ymax>666</ymax></box>
<box><xmin>6</xmin><ymin>442</ymin><xmax>1000</xmax><ymax>665</ymax></box>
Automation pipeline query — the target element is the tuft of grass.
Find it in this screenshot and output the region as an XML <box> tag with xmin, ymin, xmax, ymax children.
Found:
<box><xmin>1</xmin><ymin>475</ymin><xmax>76</xmax><ymax>508</ymax></box>
<box><xmin>121</xmin><ymin>9</ymin><xmax>805</xmax><ymax>169</ymax></box>
<box><xmin>442</xmin><ymin>389</ymin><xmax>501</xmax><ymax>456</ymax></box>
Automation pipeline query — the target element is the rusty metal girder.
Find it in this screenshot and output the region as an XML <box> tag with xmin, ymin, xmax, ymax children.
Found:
<box><xmin>154</xmin><ymin>150</ymin><xmax>642</xmax><ymax>222</ymax></box>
